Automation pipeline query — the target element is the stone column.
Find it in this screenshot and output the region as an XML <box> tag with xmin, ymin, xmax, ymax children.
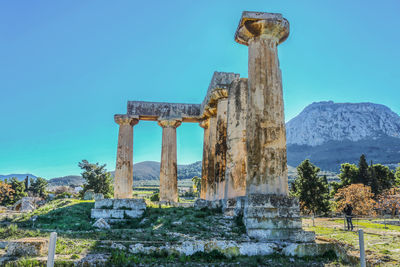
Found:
<box><xmin>204</xmin><ymin>108</ymin><xmax>217</xmax><ymax>201</ymax></box>
<box><xmin>235</xmin><ymin>12</ymin><xmax>290</xmax><ymax>196</ymax></box>
<box><xmin>224</xmin><ymin>78</ymin><xmax>248</xmax><ymax>199</ymax></box>
<box><xmin>214</xmin><ymin>96</ymin><xmax>228</xmax><ymax>200</ymax></box>
<box><xmin>158</xmin><ymin>118</ymin><xmax>182</xmax><ymax>203</ymax></box>
<box><xmin>199</xmin><ymin>119</ymin><xmax>210</xmax><ymax>199</ymax></box>
<box><xmin>234</xmin><ymin>11</ymin><xmax>315</xmax><ymax>243</ymax></box>
<box><xmin>114</xmin><ymin>114</ymin><xmax>139</xmax><ymax>199</ymax></box>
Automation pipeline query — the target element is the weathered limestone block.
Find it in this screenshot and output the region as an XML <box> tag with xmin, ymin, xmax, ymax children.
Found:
<box><xmin>114</xmin><ymin>114</ymin><xmax>139</xmax><ymax>199</ymax></box>
<box><xmin>6</xmin><ymin>238</ymin><xmax>48</xmax><ymax>256</ymax></box>
<box><xmin>199</xmin><ymin>119</ymin><xmax>209</xmax><ymax>199</ymax></box>
<box><xmin>224</xmin><ymin>78</ymin><xmax>248</xmax><ymax>199</ymax></box>
<box><xmin>94</xmin><ymin>199</ymin><xmax>114</xmax><ymax>209</ymax></box>
<box><xmin>127</xmin><ymin>239</ymin><xmax>338</xmax><ymax>258</ymax></box>
<box><xmin>200</xmin><ymin>72</ymin><xmax>240</xmax><ymax>115</ymax></box>
<box><xmin>113</xmin><ymin>199</ymin><xmax>146</xmax><ymax>210</ymax></box>
<box><xmin>235</xmin><ymin>11</ymin><xmax>290</xmax><ymax>195</ymax></box>
<box><xmin>243</xmin><ymin>194</ymin><xmax>315</xmax><ymax>242</ymax></box>
<box><xmin>91</xmin><ymin>209</ymin><xmax>125</xmax><ymax>219</ymax></box>
<box><xmin>222</xmin><ymin>197</ymin><xmax>245</xmax><ymax>217</ymax></box>
<box><xmin>93</xmin><ymin>218</ymin><xmax>111</xmax><ymax>229</ymax></box>
<box><xmin>158</xmin><ymin>118</ymin><xmax>182</xmax><ymax>203</ymax></box>
<box><xmin>128</xmin><ymin>101</ymin><xmax>201</xmax><ymax>122</ymax></box>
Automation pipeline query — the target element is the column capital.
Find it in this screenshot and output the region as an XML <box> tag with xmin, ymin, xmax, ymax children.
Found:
<box><xmin>199</xmin><ymin>119</ymin><xmax>209</xmax><ymax>129</ymax></box>
<box><xmin>157</xmin><ymin>118</ymin><xmax>182</xmax><ymax>128</ymax></box>
<box><xmin>234</xmin><ymin>11</ymin><xmax>289</xmax><ymax>46</ymax></box>
<box><xmin>114</xmin><ymin>114</ymin><xmax>139</xmax><ymax>126</ymax></box>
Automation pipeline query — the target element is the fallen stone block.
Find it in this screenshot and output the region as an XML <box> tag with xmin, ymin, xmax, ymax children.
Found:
<box><xmin>93</xmin><ymin>218</ymin><xmax>111</xmax><ymax>229</ymax></box>
<box><xmin>6</xmin><ymin>238</ymin><xmax>48</xmax><ymax>257</ymax></box>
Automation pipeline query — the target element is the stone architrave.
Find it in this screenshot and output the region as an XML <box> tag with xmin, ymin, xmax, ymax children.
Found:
<box><xmin>235</xmin><ymin>12</ymin><xmax>290</xmax><ymax>195</ymax></box>
<box><xmin>224</xmin><ymin>78</ymin><xmax>248</xmax><ymax>199</ymax></box>
<box><xmin>114</xmin><ymin>114</ymin><xmax>139</xmax><ymax>199</ymax></box>
<box><xmin>199</xmin><ymin>119</ymin><xmax>210</xmax><ymax>199</ymax></box>
<box><xmin>158</xmin><ymin>118</ymin><xmax>182</xmax><ymax>203</ymax></box>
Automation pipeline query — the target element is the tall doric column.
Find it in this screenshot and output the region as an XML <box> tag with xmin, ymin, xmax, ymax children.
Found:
<box><xmin>199</xmin><ymin>119</ymin><xmax>210</xmax><ymax>199</ymax></box>
<box><xmin>158</xmin><ymin>118</ymin><xmax>182</xmax><ymax>203</ymax></box>
<box><xmin>224</xmin><ymin>78</ymin><xmax>248</xmax><ymax>199</ymax></box>
<box><xmin>204</xmin><ymin>108</ymin><xmax>217</xmax><ymax>201</ymax></box>
<box><xmin>213</xmin><ymin>90</ymin><xmax>228</xmax><ymax>200</ymax></box>
<box><xmin>235</xmin><ymin>12</ymin><xmax>290</xmax><ymax>196</ymax></box>
<box><xmin>114</xmin><ymin>114</ymin><xmax>139</xmax><ymax>199</ymax></box>
<box><xmin>234</xmin><ymin>12</ymin><xmax>315</xmax><ymax>242</ymax></box>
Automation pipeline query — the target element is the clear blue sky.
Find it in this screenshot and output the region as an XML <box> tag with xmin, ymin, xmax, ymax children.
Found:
<box><xmin>1</xmin><ymin>0</ymin><xmax>399</xmax><ymax>178</ymax></box>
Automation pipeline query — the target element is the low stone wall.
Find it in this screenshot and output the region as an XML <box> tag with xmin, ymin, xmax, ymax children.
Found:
<box><xmin>91</xmin><ymin>199</ymin><xmax>146</xmax><ymax>222</ymax></box>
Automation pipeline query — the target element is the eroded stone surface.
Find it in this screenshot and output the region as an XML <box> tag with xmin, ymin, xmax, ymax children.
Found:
<box><xmin>243</xmin><ymin>194</ymin><xmax>315</xmax><ymax>242</ymax></box>
<box><xmin>127</xmin><ymin>239</ymin><xmax>335</xmax><ymax>257</ymax></box>
<box><xmin>214</xmin><ymin>97</ymin><xmax>228</xmax><ymax>200</ymax></box>
<box><xmin>6</xmin><ymin>238</ymin><xmax>48</xmax><ymax>257</ymax></box>
<box><xmin>158</xmin><ymin>119</ymin><xmax>181</xmax><ymax>203</ymax></box>
<box><xmin>199</xmin><ymin>119</ymin><xmax>210</xmax><ymax>199</ymax></box>
<box><xmin>114</xmin><ymin>114</ymin><xmax>139</xmax><ymax>199</ymax></box>
<box><xmin>128</xmin><ymin>101</ymin><xmax>201</xmax><ymax>122</ymax></box>
<box><xmin>224</xmin><ymin>78</ymin><xmax>248</xmax><ymax>199</ymax></box>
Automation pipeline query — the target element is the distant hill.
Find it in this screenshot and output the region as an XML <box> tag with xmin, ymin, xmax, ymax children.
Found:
<box><xmin>48</xmin><ymin>176</ymin><xmax>84</xmax><ymax>187</ymax></box>
<box><xmin>0</xmin><ymin>174</ymin><xmax>36</xmax><ymax>182</ymax></box>
<box><xmin>286</xmin><ymin>101</ymin><xmax>400</xmax><ymax>172</ymax></box>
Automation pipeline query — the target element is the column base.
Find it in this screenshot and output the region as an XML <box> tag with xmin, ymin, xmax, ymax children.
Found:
<box><xmin>244</xmin><ymin>194</ymin><xmax>315</xmax><ymax>243</ymax></box>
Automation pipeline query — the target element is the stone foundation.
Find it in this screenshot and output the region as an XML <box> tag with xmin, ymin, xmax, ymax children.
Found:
<box><xmin>244</xmin><ymin>194</ymin><xmax>315</xmax><ymax>242</ymax></box>
<box><xmin>91</xmin><ymin>199</ymin><xmax>146</xmax><ymax>222</ymax></box>
<box><xmin>127</xmin><ymin>239</ymin><xmax>340</xmax><ymax>258</ymax></box>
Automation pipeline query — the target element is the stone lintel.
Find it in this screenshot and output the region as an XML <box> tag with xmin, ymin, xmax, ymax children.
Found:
<box><xmin>114</xmin><ymin>114</ymin><xmax>139</xmax><ymax>126</ymax></box>
<box><xmin>200</xmin><ymin>71</ymin><xmax>240</xmax><ymax>117</ymax></box>
<box><xmin>234</xmin><ymin>11</ymin><xmax>289</xmax><ymax>46</ymax></box>
<box><xmin>127</xmin><ymin>101</ymin><xmax>201</xmax><ymax>122</ymax></box>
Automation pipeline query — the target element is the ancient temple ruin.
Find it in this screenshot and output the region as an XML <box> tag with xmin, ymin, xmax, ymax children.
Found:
<box><xmin>112</xmin><ymin>11</ymin><xmax>314</xmax><ymax>243</ymax></box>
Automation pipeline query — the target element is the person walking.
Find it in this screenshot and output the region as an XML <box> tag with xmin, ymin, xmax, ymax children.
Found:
<box><xmin>343</xmin><ymin>203</ymin><xmax>354</xmax><ymax>231</ymax></box>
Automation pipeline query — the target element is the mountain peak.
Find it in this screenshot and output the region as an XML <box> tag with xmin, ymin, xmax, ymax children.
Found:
<box><xmin>287</xmin><ymin>101</ymin><xmax>400</xmax><ymax>146</ymax></box>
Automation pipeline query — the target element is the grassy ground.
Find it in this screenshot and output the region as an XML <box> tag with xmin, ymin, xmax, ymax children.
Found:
<box><xmin>303</xmin><ymin>217</ymin><xmax>400</xmax><ymax>266</ymax></box>
<box><xmin>0</xmin><ymin>199</ymin><xmax>348</xmax><ymax>266</ymax></box>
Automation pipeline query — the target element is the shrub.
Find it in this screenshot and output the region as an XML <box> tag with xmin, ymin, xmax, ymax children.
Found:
<box><xmin>150</xmin><ymin>193</ymin><xmax>159</xmax><ymax>202</ymax></box>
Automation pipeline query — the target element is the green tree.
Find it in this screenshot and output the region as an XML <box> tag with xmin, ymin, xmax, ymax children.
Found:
<box><xmin>9</xmin><ymin>178</ymin><xmax>27</xmax><ymax>203</ymax></box>
<box><xmin>395</xmin><ymin>164</ymin><xmax>400</xmax><ymax>186</ymax></box>
<box><xmin>30</xmin><ymin>177</ymin><xmax>48</xmax><ymax>198</ymax></box>
<box><xmin>192</xmin><ymin>176</ymin><xmax>201</xmax><ymax>197</ymax></box>
<box><xmin>368</xmin><ymin>164</ymin><xmax>395</xmax><ymax>196</ymax></box>
<box><xmin>78</xmin><ymin>160</ymin><xmax>113</xmax><ymax>198</ymax></box>
<box><xmin>0</xmin><ymin>181</ymin><xmax>15</xmax><ymax>206</ymax></box>
<box><xmin>358</xmin><ymin>154</ymin><xmax>370</xmax><ymax>184</ymax></box>
<box><xmin>290</xmin><ymin>160</ymin><xmax>331</xmax><ymax>216</ymax></box>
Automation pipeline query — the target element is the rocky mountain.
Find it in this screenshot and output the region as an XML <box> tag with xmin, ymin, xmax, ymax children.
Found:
<box><xmin>286</xmin><ymin>101</ymin><xmax>400</xmax><ymax>171</ymax></box>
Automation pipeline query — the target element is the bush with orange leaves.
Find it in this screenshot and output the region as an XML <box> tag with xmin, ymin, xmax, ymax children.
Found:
<box><xmin>0</xmin><ymin>181</ymin><xmax>15</xmax><ymax>205</ymax></box>
<box><xmin>334</xmin><ymin>183</ymin><xmax>376</xmax><ymax>216</ymax></box>
<box><xmin>376</xmin><ymin>187</ymin><xmax>400</xmax><ymax>217</ymax></box>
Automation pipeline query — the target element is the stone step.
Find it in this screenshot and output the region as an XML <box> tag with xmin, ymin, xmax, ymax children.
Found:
<box><xmin>247</xmin><ymin>228</ymin><xmax>315</xmax><ymax>243</ymax></box>
<box><xmin>244</xmin><ymin>217</ymin><xmax>302</xmax><ymax>229</ymax></box>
